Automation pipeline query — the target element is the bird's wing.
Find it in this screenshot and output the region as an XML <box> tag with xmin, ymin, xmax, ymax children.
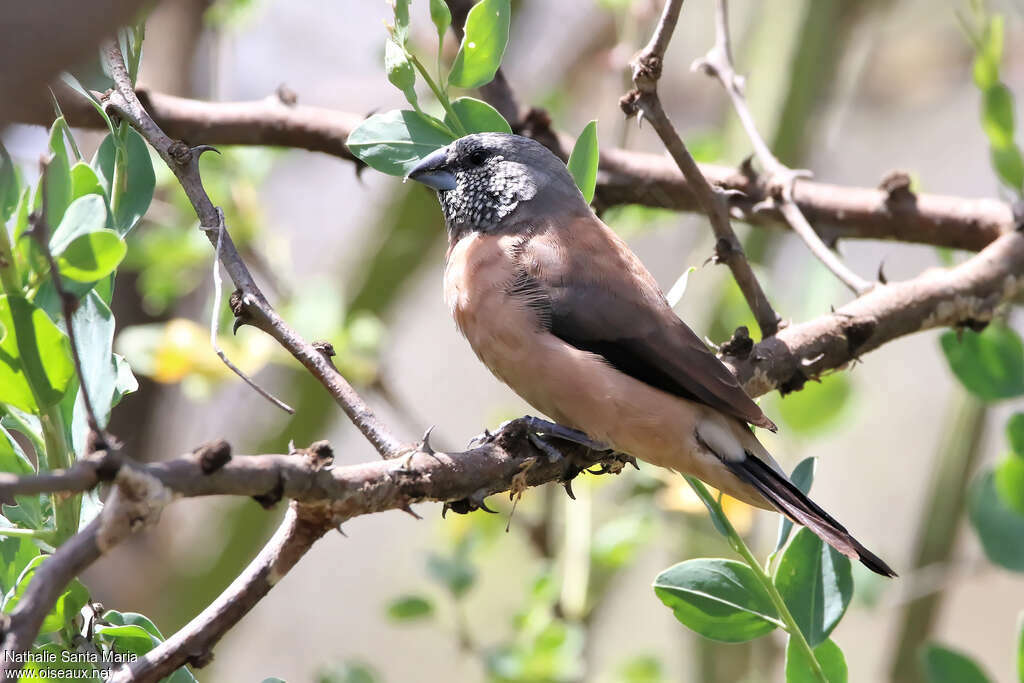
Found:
<box><xmin>514</xmin><ymin>215</ymin><xmax>776</xmax><ymax>431</ymax></box>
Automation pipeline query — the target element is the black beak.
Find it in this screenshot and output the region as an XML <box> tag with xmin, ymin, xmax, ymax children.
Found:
<box><xmin>407</xmin><ymin>146</ymin><xmax>456</xmax><ymax>191</ymax></box>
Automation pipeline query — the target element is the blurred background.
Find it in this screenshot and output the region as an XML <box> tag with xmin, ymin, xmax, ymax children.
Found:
<box><xmin>4</xmin><ymin>0</ymin><xmax>1024</xmax><ymax>681</ymax></box>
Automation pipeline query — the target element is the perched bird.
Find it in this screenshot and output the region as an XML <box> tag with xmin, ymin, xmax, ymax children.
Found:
<box><xmin>408</xmin><ymin>133</ymin><xmax>896</xmax><ymax>577</ymax></box>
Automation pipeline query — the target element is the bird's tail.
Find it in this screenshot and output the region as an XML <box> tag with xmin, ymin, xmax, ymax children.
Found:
<box><xmin>723</xmin><ymin>453</ymin><xmax>897</xmax><ymax>578</ymax></box>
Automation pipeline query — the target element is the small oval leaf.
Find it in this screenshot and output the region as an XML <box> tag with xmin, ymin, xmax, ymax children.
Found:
<box><xmin>785</xmin><ymin>636</ymin><xmax>848</xmax><ymax>683</ymax></box>
<box><xmin>445</xmin><ymin>97</ymin><xmax>512</xmax><ymax>134</ymax></box>
<box><xmin>940</xmin><ymin>324</ymin><xmax>1024</xmax><ymax>401</ymax></box>
<box><xmin>653</xmin><ymin>558</ymin><xmax>780</xmax><ymax>642</ymax></box>
<box><xmin>567</xmin><ymin>120</ymin><xmax>599</xmax><ymax>204</ymax></box>
<box><xmin>56</xmin><ymin>228</ymin><xmax>127</xmax><ymax>282</ymax></box>
<box><xmin>346</xmin><ymin>110</ymin><xmax>455</xmax><ymax>176</ymax></box>
<box><xmin>386</xmin><ymin>594</ymin><xmax>435</xmax><ymax>621</ymax></box>
<box><xmin>969</xmin><ymin>470</ymin><xmax>1024</xmax><ymax>572</ymax></box>
<box><xmin>449</xmin><ymin>0</ymin><xmax>511</xmax><ymax>89</ymax></box>
<box><xmin>922</xmin><ymin>644</ymin><xmax>992</xmax><ymax>683</ymax></box>
<box><xmin>774</xmin><ymin>528</ymin><xmax>853</xmax><ymax>647</ymax></box>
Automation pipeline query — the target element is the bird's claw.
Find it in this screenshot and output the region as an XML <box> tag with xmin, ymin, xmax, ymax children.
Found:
<box><xmin>442</xmin><ymin>489</ymin><xmax>497</xmax><ymax>517</ymax></box>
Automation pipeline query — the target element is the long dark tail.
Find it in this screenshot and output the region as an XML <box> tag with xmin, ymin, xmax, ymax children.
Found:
<box><xmin>724</xmin><ymin>453</ymin><xmax>897</xmax><ymax>578</ymax></box>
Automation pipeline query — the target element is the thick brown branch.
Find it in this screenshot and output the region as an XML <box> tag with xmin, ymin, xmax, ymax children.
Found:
<box><xmin>726</xmin><ymin>228</ymin><xmax>1024</xmax><ymax>395</ymax></box>
<box><xmin>622</xmin><ymin>0</ymin><xmax>781</xmax><ymax>337</ymax></box>
<box><xmin>33</xmin><ymin>87</ymin><xmax>1011</xmax><ymax>253</ymax></box>
<box><xmin>100</xmin><ymin>41</ymin><xmax>404</xmax><ymax>459</ymax></box>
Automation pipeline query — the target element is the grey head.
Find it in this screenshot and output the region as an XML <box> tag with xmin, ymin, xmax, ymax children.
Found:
<box><xmin>407</xmin><ymin>133</ymin><xmax>588</xmax><ymax>236</ymax></box>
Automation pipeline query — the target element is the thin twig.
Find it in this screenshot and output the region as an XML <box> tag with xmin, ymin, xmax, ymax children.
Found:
<box><xmin>202</xmin><ymin>207</ymin><xmax>294</xmax><ymax>414</ymax></box>
<box><xmin>692</xmin><ymin>0</ymin><xmax>873</xmax><ymax>295</ymax></box>
<box><xmin>100</xmin><ymin>40</ymin><xmax>403</xmax><ymax>457</ymax></box>
<box><xmin>620</xmin><ymin>0</ymin><xmax>782</xmax><ymax>337</ymax></box>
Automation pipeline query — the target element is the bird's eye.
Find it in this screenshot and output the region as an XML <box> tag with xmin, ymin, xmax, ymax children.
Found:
<box><xmin>468</xmin><ymin>149</ymin><xmax>488</xmax><ymax>166</ymax></box>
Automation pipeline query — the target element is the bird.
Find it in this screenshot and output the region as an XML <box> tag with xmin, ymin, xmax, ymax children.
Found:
<box><xmin>407</xmin><ymin>132</ymin><xmax>896</xmax><ymax>578</ymax></box>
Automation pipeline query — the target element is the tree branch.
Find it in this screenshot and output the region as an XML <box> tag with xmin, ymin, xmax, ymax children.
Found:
<box><xmin>725</xmin><ymin>227</ymin><xmax>1024</xmax><ymax>395</ymax></box>
<box><xmin>621</xmin><ymin>0</ymin><xmax>781</xmax><ymax>337</ymax></box>
<box><xmin>692</xmin><ymin>0</ymin><xmax>873</xmax><ymax>296</ymax></box>
<box><xmin>108</xmin><ymin>502</ymin><xmax>330</xmax><ymax>683</ymax></box>
<box><xmin>32</xmin><ymin>87</ymin><xmax>1011</xmax><ymax>253</ymax></box>
<box><xmin>99</xmin><ymin>41</ymin><xmax>405</xmax><ymax>459</ymax></box>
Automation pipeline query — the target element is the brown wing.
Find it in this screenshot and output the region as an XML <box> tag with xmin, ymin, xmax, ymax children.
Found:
<box><xmin>511</xmin><ymin>214</ymin><xmax>776</xmax><ymax>431</ymax></box>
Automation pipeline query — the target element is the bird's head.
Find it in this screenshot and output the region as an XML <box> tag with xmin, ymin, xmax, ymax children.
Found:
<box><xmin>407</xmin><ymin>133</ymin><xmax>587</xmax><ymax>235</ymax></box>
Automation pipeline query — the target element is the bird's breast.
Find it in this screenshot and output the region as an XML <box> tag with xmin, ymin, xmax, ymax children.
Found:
<box><xmin>444</xmin><ymin>233</ymin><xmax>544</xmax><ymax>382</ymax></box>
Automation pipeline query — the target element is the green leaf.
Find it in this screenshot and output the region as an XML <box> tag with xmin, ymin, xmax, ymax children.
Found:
<box><xmin>49</xmin><ymin>194</ymin><xmax>108</xmax><ymax>254</ymax></box>
<box><xmin>429</xmin><ymin>0</ymin><xmax>452</xmax><ymax>45</ymax></box>
<box><xmin>774</xmin><ymin>528</ymin><xmax>853</xmax><ymax>647</ymax></box>
<box><xmin>393</xmin><ymin>0</ymin><xmax>411</xmax><ymax>44</ymax></box>
<box><xmin>317</xmin><ymin>662</ymin><xmax>379</xmax><ymax>683</ymax></box>
<box><xmin>112</xmin><ymin>353</ymin><xmax>138</xmax><ymax>406</ymax></box>
<box><xmin>653</xmin><ymin>558</ymin><xmax>780</xmax><ymax>642</ymax></box>
<box><xmin>42</xmin><ymin>119</ymin><xmax>72</xmax><ymax>228</ymax></box>
<box><xmin>777</xmin><ymin>373</ymin><xmax>852</xmax><ymax>434</ymax></box>
<box><xmin>93</xmin><ymin>126</ymin><xmax>156</xmax><ymax>235</ymax></box>
<box><xmin>385</xmin><ymin>38</ymin><xmax>418</xmax><ymax>108</ymax></box>
<box><xmin>972</xmin><ymin>16</ymin><xmax>1003</xmax><ymax>90</ymax></box>
<box><xmin>774</xmin><ymin>457</ymin><xmax>816</xmax><ymax>553</ymax></box>
<box><xmin>567</xmin><ymin>120</ymin><xmax>599</xmax><ymax>203</ymax></box>
<box><xmin>386</xmin><ymin>594</ymin><xmax>435</xmax><ymax>621</ymax></box>
<box><xmin>449</xmin><ymin>0</ymin><xmax>511</xmax><ymax>89</ymax></box>
<box><xmin>982</xmin><ymin>84</ymin><xmax>1016</xmax><ymax>149</ymax></box>
<box><xmin>62</xmin><ymin>292</ymin><xmax>119</xmax><ymax>458</ymax></box>
<box><xmin>55</xmin><ymin>229</ymin><xmax>126</xmax><ymax>282</ymax></box>
<box><xmin>96</xmin><ymin>623</ymin><xmax>160</xmax><ymax>656</ymax></box>
<box><xmin>785</xmin><ymin>637</ymin><xmax>848</xmax><ymax>683</ymax></box>
<box><xmin>70</xmin><ymin>162</ymin><xmax>104</xmax><ymax>200</ymax></box>
<box><xmin>60</xmin><ymin>72</ymin><xmax>116</xmax><ymax>136</ymax></box>
<box><xmin>922</xmin><ymin>644</ymin><xmax>992</xmax><ymax>683</ymax></box>
<box><xmin>969</xmin><ymin>470</ymin><xmax>1024</xmax><ymax>571</ymax></box>
<box><xmin>0</xmin><ymin>295</ymin><xmax>74</xmax><ymax>412</ymax></box>
<box><xmin>346</xmin><ymin>110</ymin><xmax>455</xmax><ymax>176</ymax></box>
<box><xmin>445</xmin><ymin>97</ymin><xmax>512</xmax><ymax>134</ymax></box>
<box><xmin>6</xmin><ymin>557</ymin><xmax>89</xmax><ymax>634</ymax></box>
<box><xmin>991</xmin><ymin>144</ymin><xmax>1024</xmax><ymax>191</ymax></box>
<box><xmin>0</xmin><ymin>141</ymin><xmax>19</xmax><ymax>222</ymax></box>
<box><xmin>427</xmin><ymin>552</ymin><xmax>476</xmax><ymax>598</ymax></box>
<box><xmin>591</xmin><ymin>511</ymin><xmax>653</xmax><ymax>570</ymax></box>
<box><xmin>617</xmin><ymin>655</ymin><xmax>663</xmax><ymax>683</ymax></box>
<box><xmin>995</xmin><ymin>454</ymin><xmax>1024</xmax><ymax>516</ymax></box>
<box><xmin>0</xmin><ymin>533</ymin><xmax>39</xmax><ymax>596</ymax></box>
<box><xmin>1010</xmin><ymin>413</ymin><xmax>1024</xmax><ymax>456</ymax></box>
<box><xmin>0</xmin><ymin>426</ymin><xmax>33</xmax><ymax>476</ymax></box>
<box><xmin>261</xmin><ymin>679</ymin><xmax>287</xmax><ymax>683</ymax></box>
<box><xmin>940</xmin><ymin>324</ymin><xmax>1024</xmax><ymax>401</ymax></box>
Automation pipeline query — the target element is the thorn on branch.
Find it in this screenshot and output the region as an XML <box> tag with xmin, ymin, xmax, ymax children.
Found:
<box><xmin>275</xmin><ymin>84</ymin><xmax>298</xmax><ymax>106</ymax></box>
<box><xmin>312</xmin><ymin>340</ymin><xmax>336</xmax><ymax>362</ymax></box>
<box><xmin>877</xmin><ymin>259</ymin><xmax>888</xmax><ymax>285</ymax></box>
<box><xmin>192</xmin><ymin>440</ymin><xmax>232</xmax><ymax>474</ymax></box>
<box><xmin>879</xmin><ymin>169</ymin><xmax>916</xmax><ymax>206</ymax></box>
<box><xmin>719</xmin><ymin>326</ymin><xmax>753</xmax><ymax>358</ymax></box>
